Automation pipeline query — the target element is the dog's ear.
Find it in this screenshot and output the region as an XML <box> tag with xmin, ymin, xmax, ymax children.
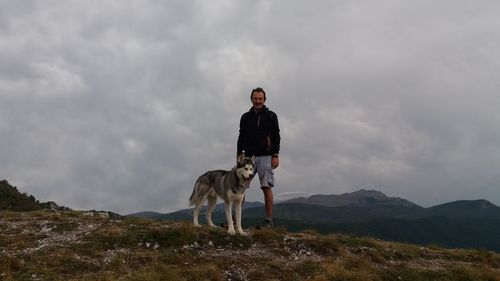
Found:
<box><xmin>237</xmin><ymin>154</ymin><xmax>245</xmax><ymax>163</ymax></box>
<box><xmin>251</xmin><ymin>155</ymin><xmax>256</xmax><ymax>163</ymax></box>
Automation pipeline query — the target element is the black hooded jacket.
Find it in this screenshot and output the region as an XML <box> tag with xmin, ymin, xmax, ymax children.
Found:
<box><xmin>237</xmin><ymin>106</ymin><xmax>280</xmax><ymax>157</ymax></box>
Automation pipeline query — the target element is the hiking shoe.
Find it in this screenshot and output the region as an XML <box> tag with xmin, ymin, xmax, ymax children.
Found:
<box><xmin>256</xmin><ymin>219</ymin><xmax>274</xmax><ymax>230</ymax></box>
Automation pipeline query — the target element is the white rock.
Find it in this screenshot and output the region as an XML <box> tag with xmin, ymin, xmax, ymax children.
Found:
<box><xmin>98</xmin><ymin>212</ymin><xmax>110</xmax><ymax>219</ymax></box>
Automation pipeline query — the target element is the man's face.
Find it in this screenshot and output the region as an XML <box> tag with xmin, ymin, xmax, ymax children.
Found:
<box><xmin>251</xmin><ymin>91</ymin><xmax>265</xmax><ymax>110</ymax></box>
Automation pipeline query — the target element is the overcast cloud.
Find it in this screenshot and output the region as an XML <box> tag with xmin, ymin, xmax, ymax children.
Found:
<box><xmin>1</xmin><ymin>0</ymin><xmax>500</xmax><ymax>214</ymax></box>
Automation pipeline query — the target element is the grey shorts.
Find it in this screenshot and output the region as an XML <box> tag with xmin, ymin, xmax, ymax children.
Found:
<box><xmin>254</xmin><ymin>155</ymin><xmax>275</xmax><ymax>188</ymax></box>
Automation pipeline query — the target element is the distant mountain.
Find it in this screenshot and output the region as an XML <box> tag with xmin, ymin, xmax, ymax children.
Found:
<box><xmin>245</xmin><ymin>202</ymin><xmax>426</xmax><ymax>223</ymax></box>
<box><xmin>273</xmin><ymin>189</ymin><xmax>426</xmax><ymax>223</ymax></box>
<box><xmin>128</xmin><ymin>201</ymin><xmax>264</xmax><ymax>222</ymax></box>
<box><xmin>128</xmin><ymin>211</ymin><xmax>166</xmax><ymax>219</ymax></box>
<box><xmin>142</xmin><ymin>189</ymin><xmax>500</xmax><ymax>252</ymax></box>
<box><xmin>427</xmin><ymin>199</ymin><xmax>500</xmax><ymax>219</ymax></box>
<box><xmin>137</xmin><ymin>190</ymin><xmax>500</xmax><ymax>224</ymax></box>
<box><xmin>284</xmin><ymin>189</ymin><xmax>421</xmax><ymax>208</ymax></box>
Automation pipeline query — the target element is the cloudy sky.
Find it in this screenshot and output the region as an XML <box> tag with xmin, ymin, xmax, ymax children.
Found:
<box><xmin>1</xmin><ymin>0</ymin><xmax>500</xmax><ymax>214</ymax></box>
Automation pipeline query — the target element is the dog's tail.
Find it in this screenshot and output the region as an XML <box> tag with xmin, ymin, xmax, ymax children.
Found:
<box><xmin>188</xmin><ymin>181</ymin><xmax>200</xmax><ymax>206</ymax></box>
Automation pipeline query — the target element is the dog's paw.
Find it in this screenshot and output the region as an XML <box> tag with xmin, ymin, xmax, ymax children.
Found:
<box><xmin>227</xmin><ymin>228</ymin><xmax>236</xmax><ymax>235</ymax></box>
<box><xmin>236</xmin><ymin>227</ymin><xmax>247</xmax><ymax>236</ymax></box>
<box><xmin>194</xmin><ymin>223</ymin><xmax>202</xmax><ymax>228</ymax></box>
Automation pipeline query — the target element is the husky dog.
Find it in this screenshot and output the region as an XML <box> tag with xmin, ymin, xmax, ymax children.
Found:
<box><xmin>189</xmin><ymin>155</ymin><xmax>255</xmax><ymax>235</ymax></box>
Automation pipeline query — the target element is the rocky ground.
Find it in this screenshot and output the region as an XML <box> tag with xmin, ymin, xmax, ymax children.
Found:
<box><xmin>1</xmin><ymin>210</ymin><xmax>500</xmax><ymax>281</ymax></box>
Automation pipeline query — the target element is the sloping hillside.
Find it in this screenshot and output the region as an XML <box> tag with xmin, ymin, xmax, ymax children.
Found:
<box><xmin>0</xmin><ymin>180</ymin><xmax>42</xmax><ymax>211</ymax></box>
<box><xmin>1</xmin><ymin>210</ymin><xmax>499</xmax><ymax>280</ymax></box>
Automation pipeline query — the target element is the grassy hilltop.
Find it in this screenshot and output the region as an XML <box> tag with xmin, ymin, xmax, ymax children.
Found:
<box><xmin>1</xmin><ymin>210</ymin><xmax>500</xmax><ymax>281</ymax></box>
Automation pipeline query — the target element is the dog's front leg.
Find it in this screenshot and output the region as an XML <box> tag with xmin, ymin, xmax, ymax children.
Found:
<box><xmin>224</xmin><ymin>201</ymin><xmax>235</xmax><ymax>235</ymax></box>
<box><xmin>235</xmin><ymin>195</ymin><xmax>246</xmax><ymax>236</ymax></box>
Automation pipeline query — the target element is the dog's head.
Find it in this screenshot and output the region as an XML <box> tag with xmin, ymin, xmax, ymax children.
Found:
<box><xmin>236</xmin><ymin>155</ymin><xmax>255</xmax><ymax>185</ymax></box>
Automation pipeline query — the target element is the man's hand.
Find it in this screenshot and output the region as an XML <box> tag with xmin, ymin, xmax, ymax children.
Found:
<box><xmin>272</xmin><ymin>155</ymin><xmax>279</xmax><ymax>169</ymax></box>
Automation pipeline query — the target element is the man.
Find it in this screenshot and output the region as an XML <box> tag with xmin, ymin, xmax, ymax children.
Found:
<box><xmin>237</xmin><ymin>87</ymin><xmax>280</xmax><ymax>228</ymax></box>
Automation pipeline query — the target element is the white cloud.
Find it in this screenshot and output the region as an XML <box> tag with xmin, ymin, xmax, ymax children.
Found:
<box><xmin>1</xmin><ymin>1</ymin><xmax>500</xmax><ymax>213</ymax></box>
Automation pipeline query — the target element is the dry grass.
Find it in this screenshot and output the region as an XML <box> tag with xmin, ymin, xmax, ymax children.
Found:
<box><xmin>1</xmin><ymin>210</ymin><xmax>500</xmax><ymax>281</ymax></box>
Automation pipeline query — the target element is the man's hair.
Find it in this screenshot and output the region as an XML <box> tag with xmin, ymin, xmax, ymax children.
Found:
<box><xmin>250</xmin><ymin>87</ymin><xmax>266</xmax><ymax>101</ymax></box>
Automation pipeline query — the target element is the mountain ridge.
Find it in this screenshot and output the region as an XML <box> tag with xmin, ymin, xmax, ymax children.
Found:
<box><xmin>427</xmin><ymin>199</ymin><xmax>500</xmax><ymax>219</ymax></box>
<box><xmin>135</xmin><ymin>189</ymin><xmax>499</xmax><ymax>222</ymax></box>
<box><xmin>283</xmin><ymin>189</ymin><xmax>423</xmax><ymax>208</ymax></box>
<box><xmin>133</xmin><ymin>189</ymin><xmax>500</xmax><ymax>252</ymax></box>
